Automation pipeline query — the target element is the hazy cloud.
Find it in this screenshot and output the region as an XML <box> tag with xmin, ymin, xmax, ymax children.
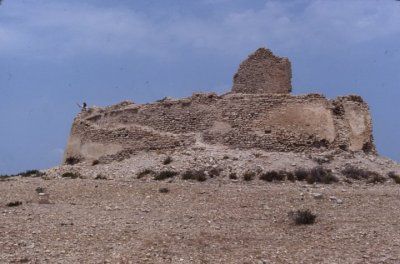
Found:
<box><xmin>0</xmin><ymin>0</ymin><xmax>399</xmax><ymax>59</ymax></box>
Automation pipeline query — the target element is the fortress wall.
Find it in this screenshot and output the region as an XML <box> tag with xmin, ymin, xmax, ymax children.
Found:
<box><xmin>63</xmin><ymin>93</ymin><xmax>375</xmax><ymax>163</ymax></box>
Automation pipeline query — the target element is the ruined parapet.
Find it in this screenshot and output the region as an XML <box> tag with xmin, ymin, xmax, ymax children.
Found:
<box><xmin>232</xmin><ymin>48</ymin><xmax>292</xmax><ymax>94</ymax></box>
<box><xmin>63</xmin><ymin>93</ymin><xmax>375</xmax><ymax>164</ymax></box>
<box><xmin>63</xmin><ymin>48</ymin><xmax>376</xmax><ymax>164</ymax></box>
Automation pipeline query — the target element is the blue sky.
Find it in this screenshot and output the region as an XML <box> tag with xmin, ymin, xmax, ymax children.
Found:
<box><xmin>0</xmin><ymin>0</ymin><xmax>399</xmax><ymax>174</ymax></box>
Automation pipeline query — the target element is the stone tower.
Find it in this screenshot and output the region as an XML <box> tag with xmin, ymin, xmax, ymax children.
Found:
<box><xmin>232</xmin><ymin>48</ymin><xmax>292</xmax><ymax>94</ymax></box>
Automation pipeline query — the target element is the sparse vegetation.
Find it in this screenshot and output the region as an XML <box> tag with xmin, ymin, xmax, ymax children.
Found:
<box><xmin>159</xmin><ymin>187</ymin><xmax>170</xmax><ymax>193</ymax></box>
<box><xmin>243</xmin><ymin>171</ymin><xmax>255</xmax><ymax>181</ymax></box>
<box><xmin>388</xmin><ymin>171</ymin><xmax>400</xmax><ymax>184</ymax></box>
<box><xmin>65</xmin><ymin>156</ymin><xmax>81</xmax><ymax>165</ymax></box>
<box><xmin>229</xmin><ymin>173</ymin><xmax>238</xmax><ymax>180</ymax></box>
<box><xmin>222</xmin><ymin>155</ymin><xmax>230</xmax><ymax>160</ymax></box>
<box><xmin>35</xmin><ymin>187</ymin><xmax>45</xmax><ymax>194</ymax></box>
<box><xmin>294</xmin><ymin>168</ymin><xmax>309</xmax><ymax>181</ymax></box>
<box><xmin>137</xmin><ymin>169</ymin><xmax>154</xmax><ymax>179</ymax></box>
<box><xmin>95</xmin><ymin>174</ymin><xmax>107</xmax><ymax>180</ymax></box>
<box><xmin>289</xmin><ymin>209</ymin><xmax>317</xmax><ymax>225</ymax></box>
<box><xmin>163</xmin><ymin>156</ymin><xmax>173</xmax><ymax>165</ymax></box>
<box><xmin>19</xmin><ymin>170</ymin><xmax>44</xmax><ymax>177</ymax></box>
<box><xmin>92</xmin><ymin>160</ymin><xmax>100</xmax><ymax>166</ymax></box>
<box><xmin>307</xmin><ymin>166</ymin><xmax>338</xmax><ymax>184</ymax></box>
<box><xmin>342</xmin><ymin>165</ymin><xmax>377</xmax><ymax>180</ymax></box>
<box><xmin>154</xmin><ymin>170</ymin><xmax>178</xmax><ymax>181</ymax></box>
<box><xmin>61</xmin><ymin>172</ymin><xmax>81</xmax><ymax>179</ymax></box>
<box><xmin>286</xmin><ymin>171</ymin><xmax>296</xmax><ymax>182</ymax></box>
<box><xmin>182</xmin><ymin>170</ymin><xmax>207</xmax><ymax>182</ymax></box>
<box><xmin>208</xmin><ymin>167</ymin><xmax>222</xmax><ymax>178</ymax></box>
<box><xmin>260</xmin><ymin>170</ymin><xmax>285</xmax><ymax>182</ymax></box>
<box><xmin>367</xmin><ymin>173</ymin><xmax>386</xmax><ymax>184</ymax></box>
<box><xmin>7</xmin><ymin>201</ymin><xmax>22</xmax><ymax>207</ymax></box>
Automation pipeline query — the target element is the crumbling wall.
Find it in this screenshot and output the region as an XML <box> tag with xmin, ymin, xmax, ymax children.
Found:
<box><xmin>63</xmin><ymin>93</ymin><xmax>375</xmax><ymax>163</ymax></box>
<box><xmin>232</xmin><ymin>48</ymin><xmax>292</xmax><ymax>94</ymax></box>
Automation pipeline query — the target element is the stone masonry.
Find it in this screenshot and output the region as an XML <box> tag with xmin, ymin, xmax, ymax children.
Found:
<box><xmin>63</xmin><ymin>48</ymin><xmax>375</xmax><ymax>164</ymax></box>
<box><xmin>232</xmin><ymin>48</ymin><xmax>292</xmax><ymax>94</ymax></box>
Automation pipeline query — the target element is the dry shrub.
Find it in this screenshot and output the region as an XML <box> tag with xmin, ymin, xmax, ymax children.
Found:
<box><xmin>182</xmin><ymin>170</ymin><xmax>207</xmax><ymax>182</ymax></box>
<box><xmin>307</xmin><ymin>167</ymin><xmax>338</xmax><ymax>184</ymax></box>
<box><xmin>294</xmin><ymin>168</ymin><xmax>309</xmax><ymax>181</ymax></box>
<box><xmin>243</xmin><ymin>171</ymin><xmax>255</xmax><ymax>181</ymax></box>
<box><xmin>162</xmin><ymin>156</ymin><xmax>173</xmax><ymax>165</ymax></box>
<box><xmin>154</xmin><ymin>170</ymin><xmax>178</xmax><ymax>181</ymax></box>
<box><xmin>61</xmin><ymin>172</ymin><xmax>81</xmax><ymax>179</ymax></box>
<box><xmin>388</xmin><ymin>171</ymin><xmax>400</xmax><ymax>184</ymax></box>
<box><xmin>137</xmin><ymin>169</ymin><xmax>154</xmax><ymax>179</ymax></box>
<box><xmin>288</xmin><ymin>209</ymin><xmax>317</xmax><ymax>225</ymax></box>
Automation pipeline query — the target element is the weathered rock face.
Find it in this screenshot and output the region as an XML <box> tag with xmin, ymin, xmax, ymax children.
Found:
<box><xmin>232</xmin><ymin>48</ymin><xmax>292</xmax><ymax>94</ymax></box>
<box><xmin>63</xmin><ymin>48</ymin><xmax>375</xmax><ymax>164</ymax></box>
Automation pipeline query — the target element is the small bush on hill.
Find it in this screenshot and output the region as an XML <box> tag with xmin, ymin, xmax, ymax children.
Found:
<box><xmin>307</xmin><ymin>166</ymin><xmax>338</xmax><ymax>184</ymax></box>
<box><xmin>286</xmin><ymin>171</ymin><xmax>296</xmax><ymax>182</ymax></box>
<box><xmin>65</xmin><ymin>156</ymin><xmax>81</xmax><ymax>165</ymax></box>
<box><xmin>229</xmin><ymin>173</ymin><xmax>238</xmax><ymax>180</ymax></box>
<box><xmin>341</xmin><ymin>165</ymin><xmax>375</xmax><ymax>180</ymax></box>
<box><xmin>61</xmin><ymin>172</ymin><xmax>81</xmax><ymax>179</ymax></box>
<box><xmin>243</xmin><ymin>171</ymin><xmax>255</xmax><ymax>181</ymax></box>
<box><xmin>92</xmin><ymin>160</ymin><xmax>100</xmax><ymax>166</ymax></box>
<box><xmin>289</xmin><ymin>209</ymin><xmax>317</xmax><ymax>225</ymax></box>
<box><xmin>163</xmin><ymin>156</ymin><xmax>173</xmax><ymax>165</ymax></box>
<box><xmin>182</xmin><ymin>170</ymin><xmax>207</xmax><ymax>182</ymax></box>
<box><xmin>159</xmin><ymin>187</ymin><xmax>170</xmax><ymax>193</ymax></box>
<box><xmin>154</xmin><ymin>170</ymin><xmax>178</xmax><ymax>181</ymax></box>
<box><xmin>20</xmin><ymin>170</ymin><xmax>44</xmax><ymax>177</ymax></box>
<box><xmin>294</xmin><ymin>168</ymin><xmax>309</xmax><ymax>181</ymax></box>
<box><xmin>95</xmin><ymin>174</ymin><xmax>107</xmax><ymax>180</ymax></box>
<box><xmin>208</xmin><ymin>167</ymin><xmax>223</xmax><ymax>178</ymax></box>
<box><xmin>260</xmin><ymin>170</ymin><xmax>286</xmax><ymax>182</ymax></box>
<box><xmin>35</xmin><ymin>187</ymin><xmax>45</xmax><ymax>194</ymax></box>
<box><xmin>367</xmin><ymin>173</ymin><xmax>386</xmax><ymax>184</ymax></box>
<box><xmin>388</xmin><ymin>171</ymin><xmax>400</xmax><ymax>184</ymax></box>
<box><xmin>7</xmin><ymin>201</ymin><xmax>22</xmax><ymax>207</ymax></box>
<box><xmin>136</xmin><ymin>169</ymin><xmax>154</xmax><ymax>179</ymax></box>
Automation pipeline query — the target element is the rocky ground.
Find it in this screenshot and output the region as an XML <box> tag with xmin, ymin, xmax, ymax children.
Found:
<box><xmin>1</xmin><ymin>148</ymin><xmax>400</xmax><ymax>263</ymax></box>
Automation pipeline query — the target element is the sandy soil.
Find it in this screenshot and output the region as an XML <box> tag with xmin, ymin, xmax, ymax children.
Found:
<box><xmin>1</xmin><ymin>176</ymin><xmax>400</xmax><ymax>264</ymax></box>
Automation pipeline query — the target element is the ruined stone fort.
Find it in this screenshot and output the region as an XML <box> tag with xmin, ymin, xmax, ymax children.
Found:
<box><xmin>63</xmin><ymin>48</ymin><xmax>375</xmax><ymax>163</ymax></box>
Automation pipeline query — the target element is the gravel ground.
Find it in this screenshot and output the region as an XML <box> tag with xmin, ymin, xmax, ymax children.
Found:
<box><xmin>1</xmin><ymin>176</ymin><xmax>400</xmax><ymax>264</ymax></box>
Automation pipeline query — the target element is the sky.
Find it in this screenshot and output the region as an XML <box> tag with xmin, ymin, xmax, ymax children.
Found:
<box><xmin>0</xmin><ymin>0</ymin><xmax>399</xmax><ymax>174</ymax></box>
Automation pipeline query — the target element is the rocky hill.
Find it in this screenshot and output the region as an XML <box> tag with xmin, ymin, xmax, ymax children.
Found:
<box><xmin>1</xmin><ymin>48</ymin><xmax>400</xmax><ymax>263</ymax></box>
